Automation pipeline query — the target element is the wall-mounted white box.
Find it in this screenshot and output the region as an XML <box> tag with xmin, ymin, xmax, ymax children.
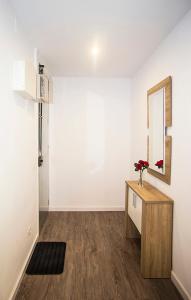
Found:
<box><xmin>13</xmin><ymin>60</ymin><xmax>37</xmax><ymax>100</ymax></box>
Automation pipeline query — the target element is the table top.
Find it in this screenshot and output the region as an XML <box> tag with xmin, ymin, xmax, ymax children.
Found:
<box><xmin>126</xmin><ymin>180</ymin><xmax>173</xmax><ymax>204</ymax></box>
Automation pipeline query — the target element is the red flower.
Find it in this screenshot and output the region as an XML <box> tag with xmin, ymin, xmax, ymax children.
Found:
<box><xmin>134</xmin><ymin>163</ymin><xmax>142</xmax><ymax>171</ymax></box>
<box><xmin>138</xmin><ymin>160</ymin><xmax>149</xmax><ymax>168</ymax></box>
<box><xmin>144</xmin><ymin>161</ymin><xmax>149</xmax><ymax>167</ymax></box>
<box><xmin>155</xmin><ymin>160</ymin><xmax>163</xmax><ymax>169</ymax></box>
<box><xmin>136</xmin><ymin>163</ymin><xmax>142</xmax><ymax>170</ymax></box>
<box><xmin>138</xmin><ymin>160</ymin><xmax>145</xmax><ymax>165</ymax></box>
<box><xmin>134</xmin><ymin>160</ymin><xmax>149</xmax><ymax>171</ymax></box>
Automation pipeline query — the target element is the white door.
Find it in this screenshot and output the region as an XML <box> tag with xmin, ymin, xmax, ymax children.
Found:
<box><xmin>39</xmin><ymin>103</ymin><xmax>49</xmax><ymax>212</ymax></box>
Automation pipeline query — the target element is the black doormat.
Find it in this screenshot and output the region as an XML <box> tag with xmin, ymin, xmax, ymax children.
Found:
<box><xmin>26</xmin><ymin>242</ymin><xmax>66</xmax><ymax>275</ymax></box>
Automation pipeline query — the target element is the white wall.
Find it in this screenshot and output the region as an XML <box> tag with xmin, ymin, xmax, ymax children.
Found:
<box><xmin>131</xmin><ymin>10</ymin><xmax>191</xmax><ymax>299</ymax></box>
<box><xmin>0</xmin><ymin>1</ymin><xmax>39</xmax><ymax>299</ymax></box>
<box><xmin>50</xmin><ymin>78</ymin><xmax>131</xmax><ymax>210</ymax></box>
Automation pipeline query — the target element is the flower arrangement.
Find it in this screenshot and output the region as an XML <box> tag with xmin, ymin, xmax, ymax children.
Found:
<box><xmin>134</xmin><ymin>160</ymin><xmax>149</xmax><ymax>187</ymax></box>
<box><xmin>155</xmin><ymin>160</ymin><xmax>163</xmax><ymax>169</ymax></box>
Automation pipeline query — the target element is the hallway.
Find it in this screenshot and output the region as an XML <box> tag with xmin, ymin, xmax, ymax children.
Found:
<box><xmin>16</xmin><ymin>212</ymin><xmax>181</xmax><ymax>300</ymax></box>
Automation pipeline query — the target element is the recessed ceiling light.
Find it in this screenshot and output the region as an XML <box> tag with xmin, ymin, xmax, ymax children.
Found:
<box><xmin>91</xmin><ymin>46</ymin><xmax>99</xmax><ymax>57</ymax></box>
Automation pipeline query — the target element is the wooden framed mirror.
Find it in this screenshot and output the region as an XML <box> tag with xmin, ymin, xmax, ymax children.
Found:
<box><xmin>147</xmin><ymin>76</ymin><xmax>172</xmax><ymax>184</ymax></box>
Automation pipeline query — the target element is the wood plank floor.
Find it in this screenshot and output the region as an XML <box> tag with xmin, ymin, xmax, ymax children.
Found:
<box><xmin>16</xmin><ymin>212</ymin><xmax>182</xmax><ymax>300</ymax></box>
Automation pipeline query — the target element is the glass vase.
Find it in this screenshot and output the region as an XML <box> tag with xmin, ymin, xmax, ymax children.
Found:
<box><xmin>138</xmin><ymin>171</ymin><xmax>143</xmax><ymax>187</ymax></box>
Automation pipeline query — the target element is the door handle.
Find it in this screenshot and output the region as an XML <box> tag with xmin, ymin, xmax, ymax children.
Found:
<box><xmin>133</xmin><ymin>194</ymin><xmax>137</xmax><ymax>208</ymax></box>
<box><xmin>38</xmin><ymin>155</ymin><xmax>43</xmax><ymax>167</ymax></box>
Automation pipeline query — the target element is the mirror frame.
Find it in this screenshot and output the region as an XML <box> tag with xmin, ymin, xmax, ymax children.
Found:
<box><xmin>147</xmin><ymin>76</ymin><xmax>172</xmax><ymax>184</ymax></box>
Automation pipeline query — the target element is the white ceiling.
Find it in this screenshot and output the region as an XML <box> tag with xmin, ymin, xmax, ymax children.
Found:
<box><xmin>10</xmin><ymin>0</ymin><xmax>191</xmax><ymax>77</ymax></box>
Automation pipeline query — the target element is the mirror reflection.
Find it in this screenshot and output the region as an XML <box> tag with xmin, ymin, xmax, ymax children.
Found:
<box><xmin>148</xmin><ymin>88</ymin><xmax>165</xmax><ymax>174</ymax></box>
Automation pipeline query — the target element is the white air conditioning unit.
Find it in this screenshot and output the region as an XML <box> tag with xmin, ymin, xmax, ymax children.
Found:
<box><xmin>13</xmin><ymin>60</ymin><xmax>37</xmax><ymax>100</ymax></box>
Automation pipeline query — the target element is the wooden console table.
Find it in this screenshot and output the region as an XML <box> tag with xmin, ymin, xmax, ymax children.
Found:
<box><xmin>125</xmin><ymin>180</ymin><xmax>173</xmax><ymax>278</ymax></box>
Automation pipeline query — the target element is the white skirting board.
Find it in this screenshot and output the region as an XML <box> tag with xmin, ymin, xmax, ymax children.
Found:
<box><xmin>9</xmin><ymin>234</ymin><xmax>38</xmax><ymax>300</ymax></box>
<box><xmin>171</xmin><ymin>271</ymin><xmax>191</xmax><ymax>300</ymax></box>
<box><xmin>49</xmin><ymin>206</ymin><xmax>125</xmax><ymax>212</ymax></box>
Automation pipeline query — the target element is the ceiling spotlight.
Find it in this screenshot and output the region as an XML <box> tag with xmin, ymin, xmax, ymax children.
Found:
<box><xmin>91</xmin><ymin>46</ymin><xmax>99</xmax><ymax>57</ymax></box>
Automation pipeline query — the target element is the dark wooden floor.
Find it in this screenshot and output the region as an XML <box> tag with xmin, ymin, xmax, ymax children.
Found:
<box><xmin>16</xmin><ymin>212</ymin><xmax>182</xmax><ymax>300</ymax></box>
<box><xmin>39</xmin><ymin>211</ymin><xmax>48</xmax><ymax>233</ymax></box>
